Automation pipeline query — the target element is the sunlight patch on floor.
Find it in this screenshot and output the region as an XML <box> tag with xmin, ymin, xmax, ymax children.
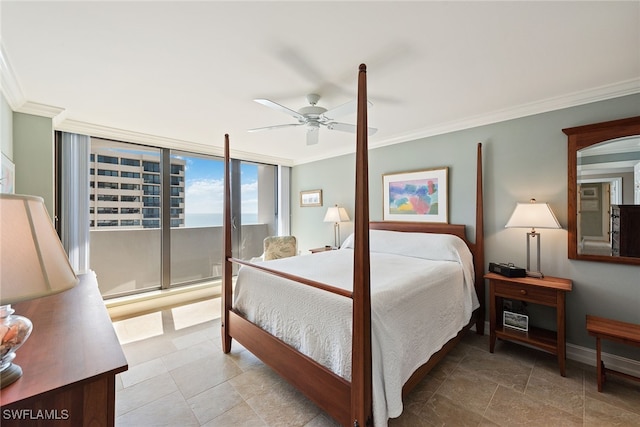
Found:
<box><xmin>172</xmin><ymin>297</ymin><xmax>221</xmax><ymax>330</ymax></box>
<box><xmin>113</xmin><ymin>311</ymin><xmax>164</xmax><ymax>344</ymax></box>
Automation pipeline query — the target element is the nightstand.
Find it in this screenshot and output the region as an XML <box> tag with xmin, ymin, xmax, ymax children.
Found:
<box><xmin>309</xmin><ymin>246</ymin><xmax>335</xmax><ymax>254</ymax></box>
<box><xmin>485</xmin><ymin>272</ymin><xmax>572</xmax><ymax>376</ymax></box>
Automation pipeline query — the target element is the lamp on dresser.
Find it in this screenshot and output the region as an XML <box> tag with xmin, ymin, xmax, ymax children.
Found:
<box><xmin>0</xmin><ymin>194</ymin><xmax>78</xmax><ymax>388</ymax></box>
<box><xmin>505</xmin><ymin>198</ymin><xmax>561</xmax><ymax>278</ymax></box>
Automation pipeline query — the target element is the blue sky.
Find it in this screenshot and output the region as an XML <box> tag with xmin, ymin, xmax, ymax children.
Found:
<box><xmin>181</xmin><ymin>156</ymin><xmax>258</xmax><ymax>215</ymax></box>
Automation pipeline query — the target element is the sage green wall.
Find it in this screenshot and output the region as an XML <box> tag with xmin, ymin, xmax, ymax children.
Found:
<box><xmin>13</xmin><ymin>112</ymin><xmax>55</xmax><ymax>217</ymax></box>
<box><xmin>292</xmin><ymin>93</ymin><xmax>640</xmax><ymax>357</ymax></box>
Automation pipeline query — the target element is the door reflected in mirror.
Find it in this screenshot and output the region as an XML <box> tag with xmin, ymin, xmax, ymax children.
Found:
<box><xmin>565</xmin><ymin>116</ymin><xmax>640</xmax><ymax>265</ymax></box>
<box><xmin>577</xmin><ymin>137</ymin><xmax>640</xmax><ymax>256</ymax></box>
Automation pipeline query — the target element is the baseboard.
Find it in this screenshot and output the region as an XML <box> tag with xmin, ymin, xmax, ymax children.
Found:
<box><xmin>566</xmin><ymin>342</ymin><xmax>640</xmax><ymax>378</ymax></box>
<box><xmin>478</xmin><ymin>321</ymin><xmax>640</xmax><ymax>378</ymax></box>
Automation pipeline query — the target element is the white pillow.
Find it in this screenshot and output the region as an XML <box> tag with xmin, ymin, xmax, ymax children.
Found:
<box><xmin>341</xmin><ymin>229</ymin><xmax>469</xmax><ymax>262</ymax></box>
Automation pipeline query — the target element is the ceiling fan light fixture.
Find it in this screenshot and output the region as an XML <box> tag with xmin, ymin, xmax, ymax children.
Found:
<box><xmin>306</xmin><ymin>93</ymin><xmax>321</xmax><ymax>105</ymax></box>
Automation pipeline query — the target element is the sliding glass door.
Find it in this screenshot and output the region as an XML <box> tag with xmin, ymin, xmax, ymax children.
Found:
<box><xmin>169</xmin><ymin>151</ymin><xmax>277</xmax><ymax>287</ymax></box>
<box><xmin>89</xmin><ymin>138</ymin><xmax>163</xmax><ymax>297</ymax></box>
<box><xmin>79</xmin><ymin>137</ymin><xmax>280</xmax><ymax>298</ymax></box>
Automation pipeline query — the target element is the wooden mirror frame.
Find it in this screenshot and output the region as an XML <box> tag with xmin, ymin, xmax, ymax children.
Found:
<box><xmin>563</xmin><ymin>115</ymin><xmax>640</xmax><ymax>265</ymax></box>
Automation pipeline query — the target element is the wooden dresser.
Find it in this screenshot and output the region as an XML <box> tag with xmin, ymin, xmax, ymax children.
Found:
<box><xmin>0</xmin><ymin>272</ymin><xmax>127</xmax><ymax>426</ymax></box>
<box><xmin>611</xmin><ymin>205</ymin><xmax>640</xmax><ymax>257</ymax></box>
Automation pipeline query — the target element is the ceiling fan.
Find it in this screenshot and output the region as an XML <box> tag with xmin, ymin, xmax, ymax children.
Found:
<box><xmin>248</xmin><ymin>94</ymin><xmax>377</xmax><ymax>145</ymax></box>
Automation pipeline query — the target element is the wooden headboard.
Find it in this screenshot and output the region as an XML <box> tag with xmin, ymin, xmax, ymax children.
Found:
<box><xmin>369</xmin><ymin>142</ymin><xmax>485</xmax><ymax>334</ymax></box>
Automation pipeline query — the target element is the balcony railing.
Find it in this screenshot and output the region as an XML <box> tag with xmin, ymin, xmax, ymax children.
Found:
<box><xmin>90</xmin><ymin>224</ymin><xmax>269</xmax><ymax>298</ymax></box>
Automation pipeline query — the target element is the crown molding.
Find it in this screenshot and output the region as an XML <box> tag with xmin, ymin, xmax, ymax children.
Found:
<box><xmin>56</xmin><ymin>119</ymin><xmax>294</xmax><ymax>167</ymax></box>
<box><xmin>17</xmin><ymin>101</ymin><xmax>66</xmax><ymax>120</ymax></box>
<box><xmin>293</xmin><ymin>78</ymin><xmax>640</xmax><ymax>165</ymax></box>
<box><xmin>371</xmin><ymin>78</ymin><xmax>640</xmax><ymax>152</ymax></box>
<box><xmin>0</xmin><ymin>43</ymin><xmax>26</xmax><ymax>110</ymax></box>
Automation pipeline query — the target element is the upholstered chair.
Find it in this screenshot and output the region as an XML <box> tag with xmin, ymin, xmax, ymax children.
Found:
<box><xmin>263</xmin><ymin>236</ymin><xmax>297</xmax><ymax>260</ymax></box>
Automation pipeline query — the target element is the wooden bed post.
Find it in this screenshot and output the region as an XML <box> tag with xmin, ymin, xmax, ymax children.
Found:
<box><xmin>351</xmin><ymin>63</ymin><xmax>373</xmax><ymax>427</ymax></box>
<box><xmin>222</xmin><ymin>134</ymin><xmax>233</xmax><ymax>353</ymax></box>
<box><xmin>474</xmin><ymin>142</ymin><xmax>485</xmax><ymax>335</ymax></box>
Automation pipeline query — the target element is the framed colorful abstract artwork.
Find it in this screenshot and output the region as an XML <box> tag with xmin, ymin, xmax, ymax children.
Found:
<box><xmin>382</xmin><ymin>167</ymin><xmax>448</xmax><ymax>223</ymax></box>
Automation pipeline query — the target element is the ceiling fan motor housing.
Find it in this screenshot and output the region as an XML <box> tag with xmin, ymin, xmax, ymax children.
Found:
<box><xmin>298</xmin><ymin>105</ymin><xmax>327</xmax><ymax>119</ymax></box>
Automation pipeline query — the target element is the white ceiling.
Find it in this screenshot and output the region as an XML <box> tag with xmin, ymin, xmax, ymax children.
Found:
<box><xmin>2</xmin><ymin>1</ymin><xmax>639</xmax><ymax>166</ymax></box>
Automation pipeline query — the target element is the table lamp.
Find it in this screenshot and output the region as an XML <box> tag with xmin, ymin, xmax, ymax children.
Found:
<box><xmin>323</xmin><ymin>204</ymin><xmax>350</xmax><ymax>248</ymax></box>
<box><xmin>505</xmin><ymin>198</ymin><xmax>561</xmax><ymax>278</ymax></box>
<box><xmin>0</xmin><ymin>194</ymin><xmax>78</xmax><ymax>388</ymax></box>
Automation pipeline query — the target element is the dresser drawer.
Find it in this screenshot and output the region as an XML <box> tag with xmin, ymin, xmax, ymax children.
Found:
<box><xmin>493</xmin><ymin>281</ymin><xmax>557</xmax><ymax>305</ymax></box>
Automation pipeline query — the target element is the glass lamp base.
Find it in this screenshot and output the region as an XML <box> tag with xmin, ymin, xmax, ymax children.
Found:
<box><xmin>0</xmin><ymin>362</ymin><xmax>23</xmax><ymax>388</ymax></box>
<box><xmin>0</xmin><ymin>304</ymin><xmax>33</xmax><ymax>389</ymax></box>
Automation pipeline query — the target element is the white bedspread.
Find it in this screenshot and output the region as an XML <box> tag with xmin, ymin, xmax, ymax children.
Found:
<box><xmin>233</xmin><ymin>232</ymin><xmax>479</xmax><ymax>425</ymax></box>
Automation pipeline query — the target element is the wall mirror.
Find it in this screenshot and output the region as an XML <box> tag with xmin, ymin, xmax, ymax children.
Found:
<box><xmin>564</xmin><ymin>116</ymin><xmax>640</xmax><ymax>265</ymax></box>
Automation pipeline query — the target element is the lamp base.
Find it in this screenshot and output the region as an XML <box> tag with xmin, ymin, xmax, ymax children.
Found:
<box><xmin>0</xmin><ymin>363</ymin><xmax>23</xmax><ymax>388</ymax></box>
<box><xmin>526</xmin><ymin>270</ymin><xmax>544</xmax><ymax>279</ymax></box>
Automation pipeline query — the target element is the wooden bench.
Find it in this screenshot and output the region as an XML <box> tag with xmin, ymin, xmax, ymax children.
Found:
<box><xmin>586</xmin><ymin>315</ymin><xmax>640</xmax><ymax>392</ymax></box>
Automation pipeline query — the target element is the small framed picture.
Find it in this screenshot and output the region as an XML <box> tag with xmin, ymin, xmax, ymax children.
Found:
<box><xmin>503</xmin><ymin>310</ymin><xmax>528</xmax><ymax>332</ymax></box>
<box><xmin>580</xmin><ymin>187</ymin><xmax>598</xmax><ymax>199</ymax></box>
<box><xmin>300</xmin><ymin>189</ymin><xmax>322</xmax><ymax>207</ymax></box>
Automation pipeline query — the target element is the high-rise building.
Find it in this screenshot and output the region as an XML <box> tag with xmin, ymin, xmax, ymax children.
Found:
<box><xmin>89</xmin><ymin>144</ymin><xmax>185</xmax><ymax>229</ymax></box>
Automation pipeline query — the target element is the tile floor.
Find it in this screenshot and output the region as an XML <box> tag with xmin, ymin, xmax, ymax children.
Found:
<box><xmin>113</xmin><ymin>298</ymin><xmax>640</xmax><ymax>426</ymax></box>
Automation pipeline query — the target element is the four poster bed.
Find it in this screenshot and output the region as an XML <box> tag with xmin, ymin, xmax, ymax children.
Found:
<box><xmin>222</xmin><ymin>64</ymin><xmax>485</xmax><ymax>427</ymax></box>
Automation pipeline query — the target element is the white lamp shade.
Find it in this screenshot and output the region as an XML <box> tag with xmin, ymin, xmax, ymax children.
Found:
<box><xmin>1</xmin><ymin>194</ymin><xmax>78</xmax><ymax>304</ymax></box>
<box><xmin>323</xmin><ymin>206</ymin><xmax>350</xmax><ymax>223</ymax></box>
<box><xmin>505</xmin><ymin>201</ymin><xmax>561</xmax><ymax>229</ymax></box>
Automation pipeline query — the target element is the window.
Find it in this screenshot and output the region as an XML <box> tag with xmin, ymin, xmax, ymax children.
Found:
<box><xmin>143</xmin><ymin>185</ymin><xmax>160</xmax><ymax>195</ymax></box>
<box><xmin>143</xmin><ymin>196</ymin><xmax>160</xmax><ymax>207</ymax></box>
<box><xmin>97</xmin><ymin>155</ymin><xmax>118</xmax><ymax>164</ymax></box>
<box><xmin>143</xmin><ymin>173</ymin><xmax>160</xmax><ymax>184</ymax></box>
<box><xmin>121</xmin><ymin>195</ymin><xmax>141</xmax><ymax>202</ymax></box>
<box><xmin>97</xmin><ymin>182</ymin><xmax>118</xmax><ymax>189</ymax></box>
<box><xmin>84</xmin><ymin>138</ymin><xmax>281</xmax><ymax>299</ymax></box>
<box><xmin>97</xmin><ymin>207</ymin><xmax>118</xmax><ymax>214</ymax></box>
<box><xmin>97</xmin><ymin>169</ymin><xmax>118</xmax><ymax>177</ymax></box>
<box><xmin>121</xmin><ymin>158</ymin><xmax>140</xmax><ymax>167</ymax></box>
<box><xmin>143</xmin><ymin>161</ymin><xmax>160</xmax><ymax>172</ymax></box>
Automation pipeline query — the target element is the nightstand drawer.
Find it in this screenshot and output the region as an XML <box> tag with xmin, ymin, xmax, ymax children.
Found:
<box><xmin>493</xmin><ymin>281</ymin><xmax>557</xmax><ymax>305</ymax></box>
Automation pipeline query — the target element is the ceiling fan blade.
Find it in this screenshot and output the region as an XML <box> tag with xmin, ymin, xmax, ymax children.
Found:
<box><xmin>327</xmin><ymin>122</ymin><xmax>378</xmax><ymax>136</ymax></box>
<box><xmin>306</xmin><ymin>127</ymin><xmax>319</xmax><ymax>145</ymax></box>
<box><xmin>248</xmin><ymin>123</ymin><xmax>304</xmax><ymax>132</ymax></box>
<box><xmin>254</xmin><ymin>99</ymin><xmax>304</xmax><ymax>121</ymax></box>
<box><xmin>321</xmin><ymin>100</ymin><xmax>373</xmax><ymax>121</ymax></box>
<box><xmin>321</xmin><ymin>100</ymin><xmax>356</xmax><ymax>120</ymax></box>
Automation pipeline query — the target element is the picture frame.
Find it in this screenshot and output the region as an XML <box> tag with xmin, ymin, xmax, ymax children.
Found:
<box><xmin>580</xmin><ymin>187</ymin><xmax>598</xmax><ymax>199</ymax></box>
<box><xmin>300</xmin><ymin>189</ymin><xmax>322</xmax><ymax>207</ymax></box>
<box><xmin>1</xmin><ymin>153</ymin><xmax>15</xmax><ymax>194</ymax></box>
<box><xmin>503</xmin><ymin>310</ymin><xmax>529</xmax><ymax>332</ymax></box>
<box><xmin>382</xmin><ymin>167</ymin><xmax>448</xmax><ymax>223</ymax></box>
